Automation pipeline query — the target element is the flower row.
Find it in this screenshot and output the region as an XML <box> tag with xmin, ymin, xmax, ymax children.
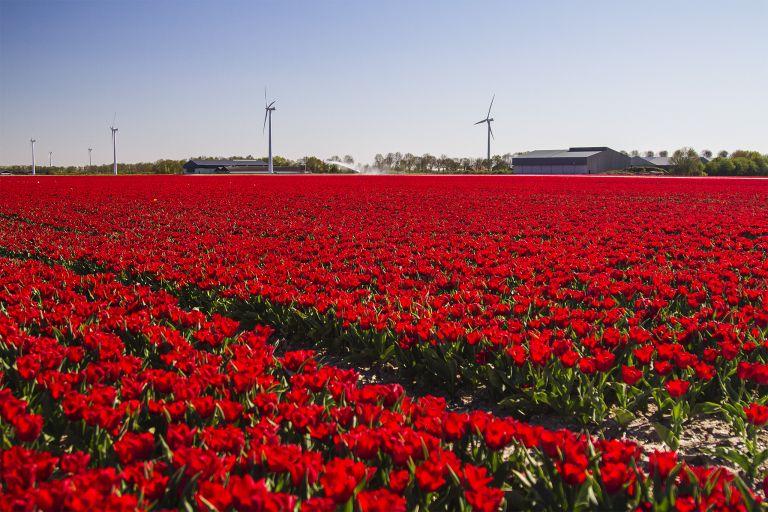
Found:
<box><xmin>0</xmin><ymin>256</ymin><xmax>762</xmax><ymax>510</ymax></box>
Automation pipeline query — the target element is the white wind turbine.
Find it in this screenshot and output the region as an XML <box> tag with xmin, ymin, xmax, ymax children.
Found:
<box><xmin>110</xmin><ymin>114</ymin><xmax>118</xmax><ymax>175</ymax></box>
<box><xmin>30</xmin><ymin>138</ymin><xmax>36</xmax><ymax>175</ymax></box>
<box><xmin>474</xmin><ymin>94</ymin><xmax>495</xmax><ymax>166</ymax></box>
<box><xmin>263</xmin><ymin>89</ymin><xmax>276</xmax><ymax>174</ymax></box>
<box><xmin>88</xmin><ymin>148</ymin><xmax>93</xmax><ymax>169</ymax></box>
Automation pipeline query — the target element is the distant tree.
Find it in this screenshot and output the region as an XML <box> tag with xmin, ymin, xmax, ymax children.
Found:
<box><xmin>670</xmin><ymin>147</ymin><xmax>705</xmax><ymax>176</ymax></box>
<box><xmin>705</xmin><ymin>157</ymin><xmax>736</xmax><ymax>176</ymax></box>
<box><xmin>645</xmin><ymin>151</ymin><xmax>655</xmax><ymax>157</ymax></box>
<box><xmin>701</xmin><ymin>149</ymin><xmax>713</xmax><ymax>158</ymax></box>
<box><xmin>403</xmin><ymin>153</ymin><xmax>416</xmax><ymax>172</ymax></box>
<box><xmin>419</xmin><ymin>153</ymin><xmax>436</xmax><ymax>172</ymax></box>
<box><xmin>328</xmin><ymin>155</ymin><xmax>341</xmax><ymax>162</ymax></box>
<box><xmin>630</xmin><ymin>150</ymin><xmax>640</xmax><ymax>157</ymax></box>
<box><xmin>272</xmin><ymin>156</ymin><xmax>292</xmax><ymax>167</ymax></box>
<box><xmin>659</xmin><ymin>150</ymin><xmax>669</xmax><ymax>157</ymax></box>
<box><xmin>304</xmin><ymin>156</ymin><xmax>327</xmax><ymax>173</ymax></box>
<box><xmin>619</xmin><ymin>150</ymin><xmax>629</xmax><ymax>156</ymax></box>
<box><xmin>343</xmin><ymin>155</ymin><xmax>354</xmax><ymax>164</ymax></box>
<box><xmin>491</xmin><ymin>154</ymin><xmax>511</xmax><ymax>172</ymax></box>
<box><xmin>718</xmin><ymin>150</ymin><xmax>729</xmax><ymax>158</ymax></box>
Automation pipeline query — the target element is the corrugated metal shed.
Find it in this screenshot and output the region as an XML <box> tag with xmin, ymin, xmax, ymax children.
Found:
<box><xmin>513</xmin><ymin>147</ymin><xmax>630</xmax><ymax>174</ymax></box>
<box><xmin>184</xmin><ymin>159</ymin><xmax>268</xmax><ymax>174</ymax></box>
<box><xmin>515</xmin><ymin>149</ymin><xmax>604</xmax><ymax>159</ymax></box>
<box><xmin>185</xmin><ymin>159</ymin><xmax>266</xmax><ymax>167</ymax></box>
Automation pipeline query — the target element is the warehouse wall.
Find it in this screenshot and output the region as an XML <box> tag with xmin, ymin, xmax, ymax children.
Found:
<box><xmin>587</xmin><ymin>149</ymin><xmax>631</xmax><ymax>172</ymax></box>
<box><xmin>514</xmin><ymin>164</ymin><xmax>589</xmax><ymax>174</ymax></box>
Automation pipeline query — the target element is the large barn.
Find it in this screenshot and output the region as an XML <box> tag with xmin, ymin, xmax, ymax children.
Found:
<box><xmin>513</xmin><ymin>147</ymin><xmax>630</xmax><ymax>174</ymax></box>
<box><xmin>183</xmin><ymin>159</ymin><xmax>306</xmax><ymax>174</ymax></box>
<box><xmin>184</xmin><ymin>159</ymin><xmax>268</xmax><ymax>174</ymax></box>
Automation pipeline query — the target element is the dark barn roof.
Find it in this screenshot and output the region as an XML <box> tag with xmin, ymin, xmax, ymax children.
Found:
<box><xmin>513</xmin><ymin>147</ymin><xmax>614</xmax><ymax>166</ymax></box>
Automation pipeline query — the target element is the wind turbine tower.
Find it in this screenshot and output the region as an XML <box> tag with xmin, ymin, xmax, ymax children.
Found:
<box><xmin>474</xmin><ymin>94</ymin><xmax>495</xmax><ymax>166</ymax></box>
<box><xmin>263</xmin><ymin>90</ymin><xmax>276</xmax><ymax>174</ymax></box>
<box><xmin>30</xmin><ymin>139</ymin><xmax>36</xmax><ymax>175</ymax></box>
<box><xmin>49</xmin><ymin>151</ymin><xmax>52</xmax><ymax>167</ymax></box>
<box><xmin>110</xmin><ymin>115</ymin><xmax>118</xmax><ymax>175</ymax></box>
<box><xmin>88</xmin><ymin>148</ymin><xmax>93</xmax><ymax>169</ymax></box>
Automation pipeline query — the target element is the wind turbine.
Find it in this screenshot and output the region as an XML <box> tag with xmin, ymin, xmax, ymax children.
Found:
<box><xmin>474</xmin><ymin>94</ymin><xmax>495</xmax><ymax>166</ymax></box>
<box><xmin>48</xmin><ymin>151</ymin><xmax>52</xmax><ymax>167</ymax></box>
<box><xmin>110</xmin><ymin>114</ymin><xmax>118</xmax><ymax>175</ymax></box>
<box><xmin>88</xmin><ymin>148</ymin><xmax>93</xmax><ymax>169</ymax></box>
<box><xmin>263</xmin><ymin>89</ymin><xmax>276</xmax><ymax>174</ymax></box>
<box><xmin>30</xmin><ymin>139</ymin><xmax>36</xmax><ymax>175</ymax></box>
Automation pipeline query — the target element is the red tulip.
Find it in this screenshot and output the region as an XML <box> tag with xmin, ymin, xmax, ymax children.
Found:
<box><xmin>13</xmin><ymin>414</ymin><xmax>43</xmax><ymax>442</ymax></box>
<box><xmin>744</xmin><ymin>403</ymin><xmax>768</xmax><ymax>427</ymax></box>
<box><xmin>621</xmin><ymin>365</ymin><xmax>643</xmax><ymax>386</ymax></box>
<box><xmin>664</xmin><ymin>379</ymin><xmax>690</xmax><ymax>398</ymax></box>
<box><xmin>649</xmin><ymin>451</ymin><xmax>677</xmax><ymax>480</ymax></box>
<box><xmin>357</xmin><ymin>489</ymin><xmax>406</xmax><ymax>512</ymax></box>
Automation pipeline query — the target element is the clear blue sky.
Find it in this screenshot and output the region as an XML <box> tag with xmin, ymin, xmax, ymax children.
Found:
<box><xmin>1</xmin><ymin>0</ymin><xmax>766</xmax><ymax>166</ymax></box>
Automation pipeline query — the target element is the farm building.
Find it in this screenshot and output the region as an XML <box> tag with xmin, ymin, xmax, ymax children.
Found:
<box><xmin>184</xmin><ymin>159</ymin><xmax>267</xmax><ymax>174</ymax></box>
<box><xmin>183</xmin><ymin>159</ymin><xmax>306</xmax><ymax>174</ymax></box>
<box><xmin>629</xmin><ymin>155</ymin><xmax>709</xmax><ymax>171</ymax></box>
<box><xmin>513</xmin><ymin>147</ymin><xmax>630</xmax><ymax>174</ymax></box>
<box><xmin>630</xmin><ymin>156</ymin><xmax>672</xmax><ymax>170</ymax></box>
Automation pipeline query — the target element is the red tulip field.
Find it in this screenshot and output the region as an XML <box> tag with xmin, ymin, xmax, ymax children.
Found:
<box><xmin>0</xmin><ymin>175</ymin><xmax>767</xmax><ymax>510</ymax></box>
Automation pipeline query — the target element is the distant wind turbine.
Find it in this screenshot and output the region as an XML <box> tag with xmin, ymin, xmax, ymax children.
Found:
<box><xmin>110</xmin><ymin>114</ymin><xmax>118</xmax><ymax>175</ymax></box>
<box><xmin>88</xmin><ymin>148</ymin><xmax>93</xmax><ymax>169</ymax></box>
<box><xmin>263</xmin><ymin>89</ymin><xmax>276</xmax><ymax>174</ymax></box>
<box><xmin>48</xmin><ymin>151</ymin><xmax>52</xmax><ymax>167</ymax></box>
<box><xmin>30</xmin><ymin>139</ymin><xmax>36</xmax><ymax>175</ymax></box>
<box><xmin>474</xmin><ymin>94</ymin><xmax>495</xmax><ymax>165</ymax></box>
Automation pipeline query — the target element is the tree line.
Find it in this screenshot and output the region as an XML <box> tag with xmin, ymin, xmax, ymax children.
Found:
<box><xmin>657</xmin><ymin>148</ymin><xmax>768</xmax><ymax>176</ymax></box>
<box><xmin>371</xmin><ymin>153</ymin><xmax>514</xmax><ymax>173</ymax></box>
<box><xmin>0</xmin><ymin>155</ymin><xmax>355</xmax><ymax>175</ymax></box>
<box><xmin>0</xmin><ymin>160</ymin><xmax>186</xmax><ymax>175</ymax></box>
<box><xmin>2</xmin><ymin>150</ymin><xmax>766</xmax><ymax>176</ymax></box>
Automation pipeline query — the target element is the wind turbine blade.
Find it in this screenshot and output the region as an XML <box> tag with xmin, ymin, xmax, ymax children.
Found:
<box><xmin>112</xmin><ymin>112</ymin><xmax>117</xmax><ymax>128</ymax></box>
<box><xmin>263</xmin><ymin>110</ymin><xmax>268</xmax><ymax>133</ymax></box>
<box><xmin>474</xmin><ymin>119</ymin><xmax>487</xmax><ymax>125</ymax></box>
<box><xmin>487</xmin><ymin>94</ymin><xmax>495</xmax><ymax>119</ymax></box>
<box><xmin>489</xmin><ymin>124</ymin><xmax>495</xmax><ymax>140</ymax></box>
<box><xmin>267</xmin><ymin>100</ymin><xmax>276</xmax><ymax>108</ymax></box>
